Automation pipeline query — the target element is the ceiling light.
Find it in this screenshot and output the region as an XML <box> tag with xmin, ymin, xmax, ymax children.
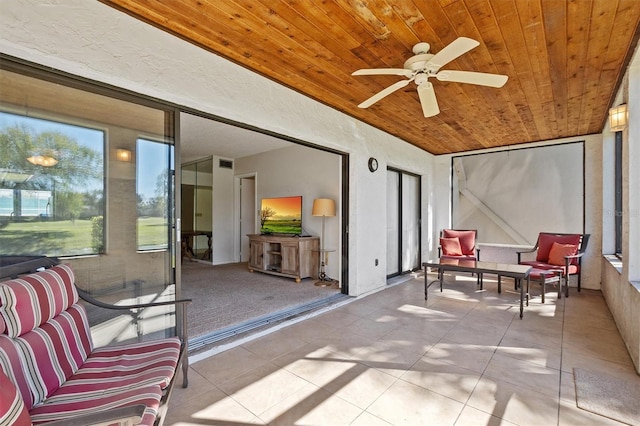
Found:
<box><xmin>27</xmin><ymin>155</ymin><xmax>58</xmax><ymax>167</ymax></box>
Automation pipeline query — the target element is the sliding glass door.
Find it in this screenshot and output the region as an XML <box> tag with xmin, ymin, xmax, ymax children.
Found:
<box><xmin>386</xmin><ymin>168</ymin><xmax>421</xmax><ymax>278</ymax></box>
<box><xmin>0</xmin><ymin>59</ymin><xmax>179</xmax><ymax>347</ymax></box>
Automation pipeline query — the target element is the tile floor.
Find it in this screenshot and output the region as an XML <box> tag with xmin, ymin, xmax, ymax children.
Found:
<box><xmin>165</xmin><ymin>271</ymin><xmax>638</xmax><ymax>425</ymax></box>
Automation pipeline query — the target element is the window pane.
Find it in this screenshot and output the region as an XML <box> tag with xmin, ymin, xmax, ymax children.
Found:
<box><xmin>0</xmin><ymin>112</ymin><xmax>104</xmax><ymax>257</ymax></box>
<box><xmin>137</xmin><ymin>138</ymin><xmax>171</xmax><ymax>250</ymax></box>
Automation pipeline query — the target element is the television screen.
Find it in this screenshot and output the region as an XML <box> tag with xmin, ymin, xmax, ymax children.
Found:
<box><xmin>260</xmin><ymin>196</ymin><xmax>303</xmax><ymax>235</ymax></box>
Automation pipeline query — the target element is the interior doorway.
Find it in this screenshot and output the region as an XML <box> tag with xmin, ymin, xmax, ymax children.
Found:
<box><xmin>178</xmin><ymin>112</ymin><xmax>347</xmax><ymax>348</ymax></box>
<box><xmin>181</xmin><ymin>158</ymin><xmax>213</xmax><ymax>261</ymax></box>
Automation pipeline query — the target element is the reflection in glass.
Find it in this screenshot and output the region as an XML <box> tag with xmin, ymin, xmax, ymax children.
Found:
<box><xmin>0</xmin><ymin>112</ymin><xmax>104</xmax><ymax>256</ymax></box>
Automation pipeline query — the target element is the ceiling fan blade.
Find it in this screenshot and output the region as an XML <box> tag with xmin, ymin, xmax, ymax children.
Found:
<box><xmin>417</xmin><ymin>82</ymin><xmax>440</xmax><ymax>117</ymax></box>
<box><xmin>358</xmin><ymin>79</ymin><xmax>411</xmax><ymax>108</ymax></box>
<box><xmin>352</xmin><ymin>68</ymin><xmax>414</xmax><ymax>78</ymax></box>
<box><xmin>436</xmin><ymin>70</ymin><xmax>508</xmax><ymax>87</ymax></box>
<box><xmin>428</xmin><ymin>37</ymin><xmax>479</xmax><ymax>72</ymax></box>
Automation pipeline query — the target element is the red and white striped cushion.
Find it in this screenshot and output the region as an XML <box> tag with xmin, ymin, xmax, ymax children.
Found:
<box><xmin>57</xmin><ymin>337</ymin><xmax>181</xmax><ymax>396</ymax></box>
<box><xmin>0</xmin><ymin>335</ymin><xmax>34</xmax><ymax>410</ymax></box>
<box><xmin>0</xmin><ymin>369</ymin><xmax>31</xmax><ymax>426</ymax></box>
<box><xmin>0</xmin><ymin>264</ymin><xmax>78</xmax><ymax>338</ymax></box>
<box><xmin>14</xmin><ymin>304</ymin><xmax>93</xmax><ymax>405</ymax></box>
<box><xmin>29</xmin><ymin>383</ymin><xmax>162</xmax><ymax>426</ymax></box>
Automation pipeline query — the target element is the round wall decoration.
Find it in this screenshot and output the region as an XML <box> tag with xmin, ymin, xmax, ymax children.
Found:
<box><xmin>368</xmin><ymin>157</ymin><xmax>378</xmax><ymax>172</ymax></box>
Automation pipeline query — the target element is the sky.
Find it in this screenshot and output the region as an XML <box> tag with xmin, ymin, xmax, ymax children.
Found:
<box><xmin>261</xmin><ymin>196</ymin><xmax>302</xmax><ymax>219</ymax></box>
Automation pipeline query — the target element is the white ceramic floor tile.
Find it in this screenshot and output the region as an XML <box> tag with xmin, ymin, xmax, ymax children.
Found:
<box><xmin>423</xmin><ymin>339</ymin><xmax>496</xmax><ymax>373</ymax></box>
<box><xmin>400</xmin><ymin>356</ymin><xmax>481</xmax><ymax>403</ymax></box>
<box><xmin>257</xmin><ymin>382</ymin><xmax>362</xmax><ymax>425</ymax></box>
<box><xmin>366</xmin><ymin>379</ymin><xmax>465</xmax><ymax>425</ymax></box>
<box><xmin>165</xmin><ymin>277</ymin><xmax>638</xmax><ymax>426</ymax></box>
<box><xmin>467</xmin><ymin>376</ymin><xmax>559</xmax><ymax>425</ymax></box>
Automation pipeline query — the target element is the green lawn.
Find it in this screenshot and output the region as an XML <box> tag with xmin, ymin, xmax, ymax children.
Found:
<box><xmin>0</xmin><ymin>217</ymin><xmax>169</xmax><ymax>256</ymax></box>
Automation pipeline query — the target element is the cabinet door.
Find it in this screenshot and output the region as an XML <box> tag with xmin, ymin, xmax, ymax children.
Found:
<box><xmin>249</xmin><ymin>241</ymin><xmax>264</xmax><ymax>270</ymax></box>
<box><xmin>280</xmin><ymin>243</ymin><xmax>299</xmax><ymax>275</ymax></box>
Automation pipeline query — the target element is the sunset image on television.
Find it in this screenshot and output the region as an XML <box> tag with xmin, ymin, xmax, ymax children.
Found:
<box><xmin>260</xmin><ymin>196</ymin><xmax>302</xmax><ymax>235</ymax></box>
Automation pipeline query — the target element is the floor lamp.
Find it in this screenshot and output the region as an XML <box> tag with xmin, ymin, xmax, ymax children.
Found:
<box><xmin>312</xmin><ymin>198</ymin><xmax>336</xmax><ymax>287</ymax></box>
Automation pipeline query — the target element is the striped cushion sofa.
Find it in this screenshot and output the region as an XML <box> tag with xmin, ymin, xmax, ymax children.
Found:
<box><xmin>0</xmin><ymin>264</ymin><xmax>190</xmax><ymax>426</ymax></box>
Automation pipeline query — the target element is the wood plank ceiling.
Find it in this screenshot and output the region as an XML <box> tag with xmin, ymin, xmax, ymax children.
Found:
<box><xmin>101</xmin><ymin>0</ymin><xmax>640</xmax><ymax>155</ymax></box>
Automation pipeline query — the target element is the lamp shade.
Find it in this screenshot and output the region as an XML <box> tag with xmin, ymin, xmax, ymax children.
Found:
<box><xmin>312</xmin><ymin>198</ymin><xmax>336</xmax><ymax>217</ymax></box>
<box><xmin>609</xmin><ymin>104</ymin><xmax>628</xmax><ymax>132</ymax></box>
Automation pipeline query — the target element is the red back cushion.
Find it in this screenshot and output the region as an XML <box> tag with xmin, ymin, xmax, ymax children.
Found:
<box><xmin>0</xmin><ymin>335</ymin><xmax>34</xmax><ymax>410</ymax></box>
<box><xmin>16</xmin><ymin>304</ymin><xmax>93</xmax><ymax>405</ymax></box>
<box><xmin>440</xmin><ymin>237</ymin><xmax>462</xmax><ymax>256</ymax></box>
<box><xmin>0</xmin><ymin>370</ymin><xmax>31</xmax><ymax>426</ymax></box>
<box><xmin>536</xmin><ymin>234</ymin><xmax>581</xmax><ymax>263</ymax></box>
<box><xmin>442</xmin><ymin>230</ymin><xmax>476</xmax><ymax>255</ymax></box>
<box><xmin>0</xmin><ymin>264</ymin><xmax>78</xmax><ymax>338</ymax></box>
<box><xmin>548</xmin><ymin>242</ymin><xmax>578</xmax><ymax>266</ymax></box>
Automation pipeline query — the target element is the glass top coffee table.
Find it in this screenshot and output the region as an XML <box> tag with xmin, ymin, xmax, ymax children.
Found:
<box><xmin>423</xmin><ymin>259</ymin><xmax>532</xmax><ymax>319</ymax></box>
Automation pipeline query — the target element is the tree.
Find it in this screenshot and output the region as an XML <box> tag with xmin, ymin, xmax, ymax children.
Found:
<box><xmin>260</xmin><ymin>207</ymin><xmax>276</xmax><ymax>228</ymax></box>
<box><xmin>0</xmin><ymin>123</ymin><xmax>102</xmax><ymax>191</ymax></box>
<box><xmin>55</xmin><ymin>191</ymin><xmax>84</xmax><ymax>222</ymax></box>
<box><xmin>0</xmin><ymin>120</ymin><xmax>103</xmax><ymax>220</ymax></box>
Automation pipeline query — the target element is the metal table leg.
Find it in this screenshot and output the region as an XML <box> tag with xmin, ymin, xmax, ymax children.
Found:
<box><xmin>519</xmin><ymin>277</ymin><xmax>524</xmax><ymax>319</ymax></box>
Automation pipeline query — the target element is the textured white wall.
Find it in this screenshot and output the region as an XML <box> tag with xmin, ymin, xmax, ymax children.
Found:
<box><xmin>0</xmin><ymin>0</ymin><xmax>436</xmax><ymax>296</ymax></box>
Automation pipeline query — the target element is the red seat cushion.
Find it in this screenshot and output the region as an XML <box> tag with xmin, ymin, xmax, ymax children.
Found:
<box><xmin>441</xmin><ymin>254</ymin><xmax>477</xmax><ymax>261</ymax></box>
<box><xmin>56</xmin><ymin>338</ymin><xmax>181</xmax><ymax>396</ymax></box>
<box><xmin>529</xmin><ymin>268</ymin><xmax>562</xmax><ymax>281</ymax></box>
<box><xmin>520</xmin><ymin>260</ymin><xmax>579</xmax><ymax>276</ymax></box>
<box><xmin>442</xmin><ymin>230</ymin><xmax>476</xmax><ymax>256</ymax></box>
<box><xmin>440</xmin><ymin>237</ymin><xmax>462</xmax><ymax>256</ymax></box>
<box><xmin>536</xmin><ymin>234</ymin><xmax>581</xmax><ymax>264</ymax></box>
<box><xmin>29</xmin><ymin>383</ymin><xmax>162</xmax><ymax>426</ymax></box>
<box><xmin>548</xmin><ymin>242</ymin><xmax>578</xmax><ymax>266</ymax></box>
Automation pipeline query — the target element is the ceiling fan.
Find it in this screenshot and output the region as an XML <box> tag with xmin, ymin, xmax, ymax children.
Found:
<box><xmin>352</xmin><ymin>37</ymin><xmax>508</xmax><ymax>117</ymax></box>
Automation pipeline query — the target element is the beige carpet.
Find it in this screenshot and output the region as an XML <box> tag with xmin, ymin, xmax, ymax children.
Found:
<box><xmin>574</xmin><ymin>368</ymin><xmax>640</xmax><ymax>425</ymax></box>
<box><xmin>182</xmin><ymin>261</ymin><xmax>339</xmax><ymax>338</ymax></box>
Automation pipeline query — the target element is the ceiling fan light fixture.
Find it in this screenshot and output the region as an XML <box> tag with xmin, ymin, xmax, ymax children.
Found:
<box><xmin>27</xmin><ymin>154</ymin><xmax>58</xmax><ymax>167</ymax></box>
<box><xmin>352</xmin><ymin>37</ymin><xmax>508</xmax><ymax>117</ymax></box>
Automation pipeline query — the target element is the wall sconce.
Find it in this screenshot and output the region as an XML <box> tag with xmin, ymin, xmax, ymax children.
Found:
<box><xmin>609</xmin><ymin>104</ymin><xmax>628</xmax><ymax>132</ymax></box>
<box><xmin>116</xmin><ymin>149</ymin><xmax>132</xmax><ymax>162</ymax></box>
